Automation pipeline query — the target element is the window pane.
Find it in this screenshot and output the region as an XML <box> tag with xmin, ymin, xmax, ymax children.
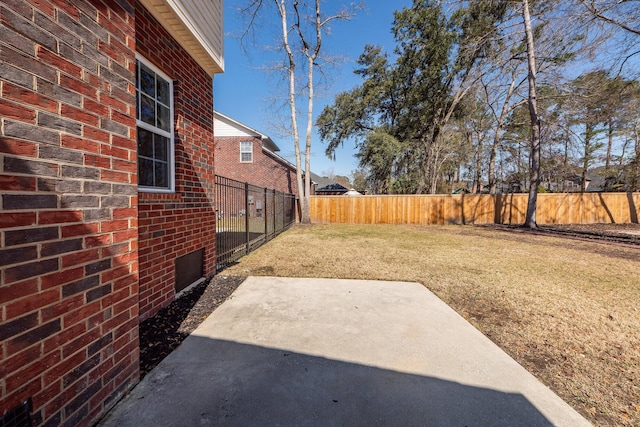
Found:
<box><xmin>157</xmin><ymin>104</ymin><xmax>170</xmax><ymax>132</ymax></box>
<box><xmin>138</xmin><ymin>157</ymin><xmax>154</xmax><ymax>187</ymax></box>
<box><xmin>157</xmin><ymin>78</ymin><xmax>170</xmax><ymax>106</ymax></box>
<box><xmin>138</xmin><ymin>127</ymin><xmax>154</xmax><ymax>158</ymax></box>
<box><xmin>240</xmin><ymin>141</ymin><xmax>252</xmax><ymax>162</ymax></box>
<box><xmin>154</xmin><ymin>161</ymin><xmax>168</xmax><ymax>188</ymax></box>
<box><xmin>154</xmin><ymin>134</ymin><xmax>168</xmax><ymax>162</ymax></box>
<box><xmin>140</xmin><ymin>94</ymin><xmax>156</xmax><ymax>127</ymax></box>
<box><xmin>140</xmin><ymin>63</ymin><xmax>155</xmax><ymax>97</ymax></box>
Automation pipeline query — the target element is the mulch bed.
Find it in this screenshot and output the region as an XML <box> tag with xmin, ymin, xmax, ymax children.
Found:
<box><xmin>139</xmin><ymin>275</ymin><xmax>245</xmax><ymax>378</ymax></box>
<box><xmin>488</xmin><ymin>223</ymin><xmax>640</xmax><ymax>246</ymax></box>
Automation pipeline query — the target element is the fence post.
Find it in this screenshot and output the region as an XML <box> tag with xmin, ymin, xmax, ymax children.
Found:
<box><xmin>273</xmin><ymin>189</ymin><xmax>277</xmax><ymax>235</ymax></box>
<box><xmin>494</xmin><ymin>194</ymin><xmax>502</xmax><ymax>225</ymax></box>
<box><xmin>245</xmin><ymin>182</ymin><xmax>250</xmax><ymax>255</ymax></box>
<box><xmin>264</xmin><ymin>187</ymin><xmax>268</xmax><ymax>239</ymax></box>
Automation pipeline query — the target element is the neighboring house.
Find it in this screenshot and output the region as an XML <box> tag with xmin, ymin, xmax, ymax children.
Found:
<box><xmin>310</xmin><ymin>173</ymin><xmax>349</xmax><ymax>195</ymax></box>
<box><xmin>315</xmin><ymin>183</ymin><xmax>350</xmax><ymax>195</ymax></box>
<box><xmin>543</xmin><ymin>173</ymin><xmax>602</xmax><ymax>192</ymax></box>
<box><xmin>0</xmin><ymin>1</ymin><xmax>223</xmax><ymax>426</ymax></box>
<box><xmin>214</xmin><ymin>112</ymin><xmax>300</xmax><ymax>195</ymax></box>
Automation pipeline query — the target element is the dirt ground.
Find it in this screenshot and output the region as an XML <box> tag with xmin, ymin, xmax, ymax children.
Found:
<box><xmin>550</xmin><ymin>223</ymin><xmax>640</xmax><ymax>236</ymax></box>
<box><xmin>534</xmin><ymin>223</ymin><xmax>640</xmax><ymax>244</ymax></box>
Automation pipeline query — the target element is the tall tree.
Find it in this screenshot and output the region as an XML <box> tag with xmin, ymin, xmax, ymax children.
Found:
<box><xmin>625</xmin><ymin>83</ymin><xmax>640</xmax><ymax>190</ymax></box>
<box><xmin>568</xmin><ymin>71</ymin><xmax>608</xmax><ymax>191</ymax></box>
<box><xmin>456</xmin><ymin>97</ymin><xmax>492</xmax><ymax>193</ymax></box>
<box><xmin>598</xmin><ymin>73</ymin><xmax>635</xmax><ymax>184</ymax></box>
<box><xmin>242</xmin><ymin>0</ymin><xmax>359</xmax><ymax>223</ymax></box>
<box><xmin>522</xmin><ymin>0</ymin><xmax>542</xmax><ymax>228</ymax></box>
<box><xmin>319</xmin><ymin>0</ymin><xmax>509</xmax><ymax>194</ymax></box>
<box><xmin>501</xmin><ymin>103</ymin><xmax>532</xmax><ymax>191</ymax></box>
<box><xmin>350</xmin><ymin>167</ymin><xmax>368</xmax><ymax>194</ymax></box>
<box><xmin>563</xmin><ymin>71</ymin><xmax>640</xmax><ymax>191</ymax></box>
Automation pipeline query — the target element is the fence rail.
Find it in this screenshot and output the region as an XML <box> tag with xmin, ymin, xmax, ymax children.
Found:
<box><xmin>216</xmin><ymin>175</ymin><xmax>296</xmax><ymax>268</ymax></box>
<box><xmin>310</xmin><ymin>192</ymin><xmax>640</xmax><ymax>225</ymax></box>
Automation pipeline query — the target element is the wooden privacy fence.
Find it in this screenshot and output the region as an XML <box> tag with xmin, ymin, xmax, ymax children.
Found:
<box><xmin>310</xmin><ymin>192</ymin><xmax>640</xmax><ymax>225</ymax></box>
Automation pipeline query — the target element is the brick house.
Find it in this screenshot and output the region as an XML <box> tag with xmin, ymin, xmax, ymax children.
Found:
<box><xmin>214</xmin><ymin>111</ymin><xmax>304</xmax><ymax>195</ymax></box>
<box><xmin>1</xmin><ymin>1</ymin><xmax>223</xmax><ymax>426</ymax></box>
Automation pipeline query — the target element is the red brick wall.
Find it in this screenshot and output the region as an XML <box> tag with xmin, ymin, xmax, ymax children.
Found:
<box><xmin>1</xmin><ymin>1</ymin><xmax>139</xmax><ymax>426</ymax></box>
<box><xmin>215</xmin><ymin>136</ymin><xmax>298</xmax><ymax>195</ymax></box>
<box><xmin>135</xmin><ymin>3</ymin><xmax>216</xmax><ymax>321</ymax></box>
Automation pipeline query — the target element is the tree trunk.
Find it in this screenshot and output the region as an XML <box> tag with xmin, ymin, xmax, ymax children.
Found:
<box><xmin>635</xmin><ymin>121</ymin><xmax>640</xmax><ymax>190</ymax></box>
<box><xmin>475</xmin><ymin>132</ymin><xmax>483</xmax><ymax>193</ymax></box>
<box><xmin>581</xmin><ymin>154</ymin><xmax>589</xmax><ymax>192</ymax></box>
<box><xmin>275</xmin><ymin>0</ymin><xmax>306</xmax><ymax>223</ymax></box>
<box><xmin>297</xmin><ymin>0</ymin><xmax>323</xmax><ymax>223</ymax></box>
<box><xmin>636</xmin><ymin>120</ymin><xmax>640</xmax><ymax>160</ymax></box>
<box><xmin>522</xmin><ymin>0</ymin><xmax>541</xmax><ymax>228</ymax></box>
<box><xmin>300</xmin><ymin>37</ymin><xmax>315</xmax><ymax>223</ymax></box>
<box><xmin>488</xmin><ymin>134</ymin><xmax>499</xmax><ymax>194</ymax></box>
<box><xmin>605</xmin><ymin>120</ymin><xmax>613</xmax><ymax>171</ymax></box>
<box><xmin>581</xmin><ymin>123</ymin><xmax>594</xmax><ymax>192</ymax></box>
<box><xmin>429</xmin><ymin>146</ymin><xmax>440</xmax><ymax>194</ymax></box>
<box><xmin>564</xmin><ymin>132</ymin><xmax>569</xmax><ymax>169</ymax></box>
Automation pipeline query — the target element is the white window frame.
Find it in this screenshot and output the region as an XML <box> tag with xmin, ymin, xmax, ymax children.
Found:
<box><xmin>136</xmin><ymin>54</ymin><xmax>175</xmax><ymax>193</ymax></box>
<box><xmin>240</xmin><ymin>141</ymin><xmax>253</xmax><ymax>163</ymax></box>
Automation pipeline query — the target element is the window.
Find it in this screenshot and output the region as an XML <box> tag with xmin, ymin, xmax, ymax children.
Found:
<box><xmin>240</xmin><ymin>141</ymin><xmax>253</xmax><ymax>163</ymax></box>
<box><xmin>136</xmin><ymin>56</ymin><xmax>174</xmax><ymax>191</ymax></box>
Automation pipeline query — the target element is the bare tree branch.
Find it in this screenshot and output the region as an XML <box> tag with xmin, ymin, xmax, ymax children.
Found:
<box><xmin>239</xmin><ymin>0</ymin><xmax>265</xmax><ymax>49</ymax></box>
<box><xmin>618</xmin><ymin>49</ymin><xmax>640</xmax><ymax>74</ymax></box>
<box><xmin>578</xmin><ymin>0</ymin><xmax>640</xmax><ymax>35</ymax></box>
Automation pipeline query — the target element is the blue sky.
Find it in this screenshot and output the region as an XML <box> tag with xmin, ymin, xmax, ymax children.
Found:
<box><xmin>213</xmin><ymin>2</ymin><xmax>638</xmax><ymax>180</ymax></box>
<box><xmin>214</xmin><ymin>1</ymin><xmax>413</xmax><ymax>179</ymax></box>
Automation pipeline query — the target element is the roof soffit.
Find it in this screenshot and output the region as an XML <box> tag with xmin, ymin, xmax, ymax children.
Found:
<box><xmin>139</xmin><ymin>0</ymin><xmax>224</xmax><ymax>75</ymax></box>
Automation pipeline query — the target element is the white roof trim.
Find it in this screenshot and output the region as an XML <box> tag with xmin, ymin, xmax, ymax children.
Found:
<box><xmin>214</xmin><ymin>111</ymin><xmax>280</xmax><ymax>152</ymax></box>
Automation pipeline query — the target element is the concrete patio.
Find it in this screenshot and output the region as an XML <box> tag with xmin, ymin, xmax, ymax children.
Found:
<box><xmin>100</xmin><ymin>277</ymin><xmax>590</xmax><ymax>426</ymax></box>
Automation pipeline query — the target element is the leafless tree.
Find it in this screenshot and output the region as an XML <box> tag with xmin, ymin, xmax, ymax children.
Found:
<box><xmin>241</xmin><ymin>0</ymin><xmax>360</xmax><ymax>223</ymax></box>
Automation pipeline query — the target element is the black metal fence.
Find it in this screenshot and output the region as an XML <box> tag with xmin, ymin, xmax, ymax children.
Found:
<box><xmin>215</xmin><ymin>175</ymin><xmax>296</xmax><ymax>269</ymax></box>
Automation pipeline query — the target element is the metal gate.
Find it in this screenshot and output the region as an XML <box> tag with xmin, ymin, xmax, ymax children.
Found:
<box><xmin>215</xmin><ymin>175</ymin><xmax>296</xmax><ymax>269</ymax></box>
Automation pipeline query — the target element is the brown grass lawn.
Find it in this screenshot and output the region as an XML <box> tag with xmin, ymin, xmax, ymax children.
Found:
<box><xmin>223</xmin><ymin>224</ymin><xmax>640</xmax><ymax>426</ymax></box>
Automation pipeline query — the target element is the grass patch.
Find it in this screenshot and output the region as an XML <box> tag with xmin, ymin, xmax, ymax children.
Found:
<box><xmin>224</xmin><ymin>223</ymin><xmax>640</xmax><ymax>426</ymax></box>
<box><xmin>217</xmin><ymin>217</ymin><xmax>269</xmax><ymax>233</ymax></box>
